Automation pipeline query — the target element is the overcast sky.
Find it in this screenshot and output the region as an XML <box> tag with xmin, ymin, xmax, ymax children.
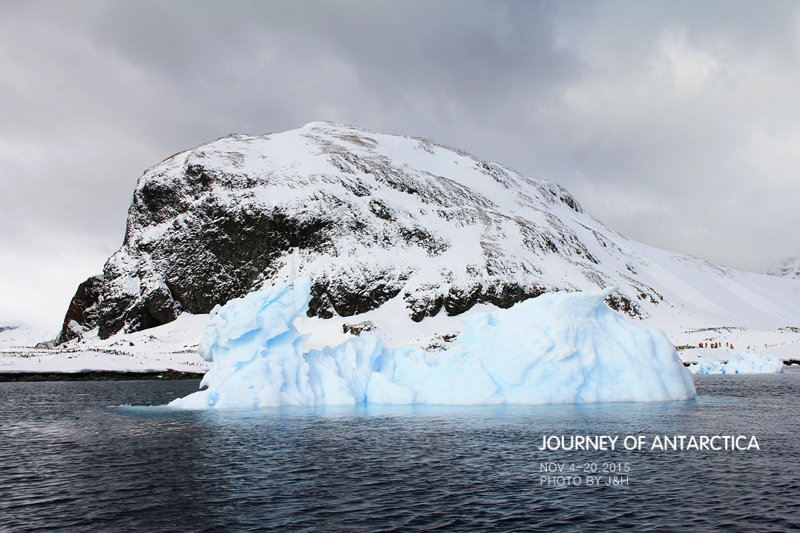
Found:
<box><xmin>3</xmin><ymin>0</ymin><xmax>800</xmax><ymax>331</ymax></box>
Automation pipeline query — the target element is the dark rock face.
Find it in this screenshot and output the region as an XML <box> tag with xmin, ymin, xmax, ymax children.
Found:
<box><xmin>404</xmin><ymin>282</ymin><xmax>547</xmax><ymax>323</ymax></box>
<box><xmin>342</xmin><ymin>321</ymin><xmax>375</xmax><ymax>336</ymax></box>
<box><xmin>56</xmin><ymin>275</ymin><xmax>103</xmax><ymax>344</ymax></box>
<box><xmin>98</xmin><ymin>201</ymin><xmax>334</xmax><ymax>337</ymax></box>
<box><xmin>604</xmin><ymin>293</ymin><xmax>641</xmax><ymax>319</ymax></box>
<box><xmin>79</xmin><ymin>122</ymin><xmax>672</xmax><ymax>339</ymax></box>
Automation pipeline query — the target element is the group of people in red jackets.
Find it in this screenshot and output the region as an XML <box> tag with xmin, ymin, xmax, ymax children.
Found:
<box><xmin>698</xmin><ymin>341</ymin><xmax>737</xmax><ymax>350</ymax></box>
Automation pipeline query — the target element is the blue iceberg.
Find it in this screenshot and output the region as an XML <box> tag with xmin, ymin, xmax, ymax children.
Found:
<box><xmin>169</xmin><ymin>278</ymin><xmax>696</xmax><ymax>409</ymax></box>
<box><xmin>688</xmin><ymin>350</ymin><xmax>785</xmax><ymax>375</ymax></box>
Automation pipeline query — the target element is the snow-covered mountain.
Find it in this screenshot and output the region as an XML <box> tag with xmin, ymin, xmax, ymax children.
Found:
<box><xmin>63</xmin><ymin>122</ymin><xmax>800</xmax><ymax>348</ymax></box>
<box><xmin>766</xmin><ymin>255</ymin><xmax>800</xmax><ymax>279</ymax></box>
<box><xmin>0</xmin><ymin>322</ymin><xmax>54</xmax><ymax>350</ymax></box>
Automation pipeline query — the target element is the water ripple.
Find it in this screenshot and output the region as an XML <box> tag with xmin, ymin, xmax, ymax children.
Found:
<box><xmin>0</xmin><ymin>375</ymin><xmax>799</xmax><ymax>531</ymax></box>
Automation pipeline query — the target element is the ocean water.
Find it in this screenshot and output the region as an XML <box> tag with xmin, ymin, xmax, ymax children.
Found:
<box><xmin>1</xmin><ymin>372</ymin><xmax>799</xmax><ymax>532</ymax></box>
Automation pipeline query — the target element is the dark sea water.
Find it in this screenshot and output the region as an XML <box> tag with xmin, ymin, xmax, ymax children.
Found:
<box><xmin>1</xmin><ymin>372</ymin><xmax>799</xmax><ymax>532</ymax></box>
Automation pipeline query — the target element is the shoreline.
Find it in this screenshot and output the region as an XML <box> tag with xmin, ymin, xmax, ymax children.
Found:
<box><xmin>682</xmin><ymin>358</ymin><xmax>799</xmax><ymax>366</ymax></box>
<box><xmin>4</xmin><ymin>363</ymin><xmax>797</xmax><ymax>381</ymax></box>
<box><xmin>0</xmin><ymin>370</ymin><xmax>205</xmax><ymax>382</ymax></box>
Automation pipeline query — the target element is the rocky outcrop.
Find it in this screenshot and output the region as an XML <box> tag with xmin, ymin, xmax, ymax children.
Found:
<box><xmin>56</xmin><ymin>275</ymin><xmax>103</xmax><ymax>344</ymax></box>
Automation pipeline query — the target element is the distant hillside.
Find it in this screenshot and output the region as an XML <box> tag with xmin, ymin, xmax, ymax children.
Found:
<box><xmin>765</xmin><ymin>255</ymin><xmax>800</xmax><ymax>279</ymax></box>
<box><xmin>0</xmin><ymin>322</ymin><xmax>55</xmax><ymax>349</ymax></box>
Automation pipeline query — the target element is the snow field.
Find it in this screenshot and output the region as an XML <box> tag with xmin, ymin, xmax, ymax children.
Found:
<box><xmin>0</xmin><ymin>314</ymin><xmax>210</xmax><ymax>374</ymax></box>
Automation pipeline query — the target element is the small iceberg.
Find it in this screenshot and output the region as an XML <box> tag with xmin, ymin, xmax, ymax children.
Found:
<box><xmin>688</xmin><ymin>350</ymin><xmax>785</xmax><ymax>375</ymax></box>
<box><xmin>170</xmin><ymin>278</ymin><xmax>696</xmax><ymax>409</ymax></box>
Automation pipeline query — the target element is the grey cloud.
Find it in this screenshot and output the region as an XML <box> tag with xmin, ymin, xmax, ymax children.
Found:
<box><xmin>2</xmin><ymin>0</ymin><xmax>800</xmax><ymax>328</ymax></box>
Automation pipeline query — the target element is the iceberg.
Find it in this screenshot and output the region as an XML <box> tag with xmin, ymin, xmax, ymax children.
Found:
<box><xmin>169</xmin><ymin>278</ymin><xmax>696</xmax><ymax>409</ymax></box>
<box><xmin>688</xmin><ymin>350</ymin><xmax>785</xmax><ymax>375</ymax></box>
